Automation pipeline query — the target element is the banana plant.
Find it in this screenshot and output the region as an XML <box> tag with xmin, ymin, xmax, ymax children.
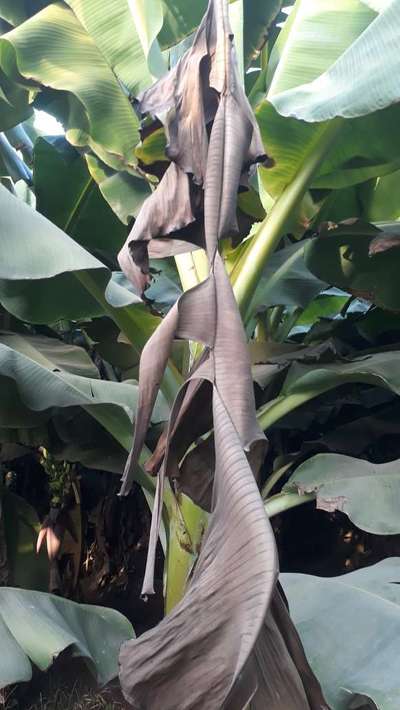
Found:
<box><xmin>0</xmin><ymin>0</ymin><xmax>400</xmax><ymax>707</ymax></box>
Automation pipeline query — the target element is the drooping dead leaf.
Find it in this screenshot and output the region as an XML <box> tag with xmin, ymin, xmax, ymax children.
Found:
<box><xmin>118</xmin><ymin>0</ymin><xmax>266</xmax><ymax>293</ymax></box>
<box><xmin>117</xmin><ymin>0</ymin><xmax>327</xmax><ymax>706</ymax></box>
<box><xmin>120</xmin><ymin>391</ymin><xmax>277</xmax><ymax>709</ymax></box>
<box><xmin>119</xmin><ymin>163</ymin><xmax>204</xmax><ymax>292</ymax></box>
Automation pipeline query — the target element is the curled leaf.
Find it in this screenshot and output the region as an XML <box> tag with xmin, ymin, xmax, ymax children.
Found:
<box><xmin>118</xmin><ymin>163</ymin><xmax>203</xmax><ymax>292</ymax></box>
<box><xmin>118</xmin><ymin>0</ymin><xmax>268</xmax><ymax>293</ymax></box>
<box><xmin>117</xmin><ymin>0</ymin><xmax>326</xmax><ymax>706</ymax></box>
<box><xmin>120</xmin><ymin>391</ymin><xmax>277</xmax><ymax>709</ymax></box>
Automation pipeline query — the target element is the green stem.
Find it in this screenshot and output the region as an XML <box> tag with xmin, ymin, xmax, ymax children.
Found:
<box><xmin>175</xmin><ymin>250</ymin><xmax>208</xmax><ymax>290</ymax></box>
<box><xmin>233</xmin><ymin>118</ymin><xmax>342</xmax><ymax>324</ymax></box>
<box><xmin>257</xmin><ymin>393</ymin><xmax>312</xmax><ymax>431</ymax></box>
<box><xmin>255</xmin><ymin>314</ymin><xmax>268</xmax><ymax>342</ymax></box>
<box><xmin>261</xmin><ymin>461</ymin><xmax>293</xmax><ymax>499</ymax></box>
<box><xmin>267</xmin><ymin>304</ymin><xmax>284</xmax><ymax>337</ymax></box>
<box><xmin>192</xmin><ymin>250</ymin><xmax>209</xmax><ymax>282</ymax></box>
<box><xmin>64</xmin><ymin>176</ymin><xmax>93</xmax><ymax>235</ymax></box>
<box><xmin>265</xmin><ymin>491</ymin><xmax>315</xmax><ymax>518</ymax></box>
<box><xmin>175</xmin><ymin>251</ymin><xmax>209</xmax><ymax>366</ymax></box>
<box><xmin>260</xmin><ymin>42</ymin><xmax>269</xmax><ymax>72</ymax></box>
<box><xmin>248</xmin><ymin>64</ymin><xmax>268</xmax><ymax>109</ymax></box>
<box><xmin>160</xmin><ymin>254</ymin><xmax>210</xmax><ymax>612</ymax></box>
<box><xmin>164</xmin><ymin>493</ymin><xmax>208</xmax><ymax>614</ymax></box>
<box><xmin>175</xmin><ymin>252</ymin><xmax>200</xmax><ymax>292</ymax></box>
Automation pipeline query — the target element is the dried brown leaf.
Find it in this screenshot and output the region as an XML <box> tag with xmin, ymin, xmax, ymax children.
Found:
<box><xmin>117</xmin><ymin>0</ymin><xmax>327</xmax><ymax>706</ymax></box>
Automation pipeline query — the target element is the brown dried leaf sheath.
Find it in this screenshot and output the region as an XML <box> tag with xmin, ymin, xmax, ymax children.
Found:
<box><xmin>117</xmin><ymin>0</ymin><xmax>329</xmax><ymax>707</ymax></box>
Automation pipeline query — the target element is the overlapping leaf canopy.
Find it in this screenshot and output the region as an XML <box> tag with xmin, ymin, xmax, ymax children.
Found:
<box><xmin>257</xmin><ymin>0</ymin><xmax>400</xmax><ymax>197</ymax></box>
<box><xmin>0</xmin><ymin>0</ymin><xmax>283</xmax><ymax>220</ymax></box>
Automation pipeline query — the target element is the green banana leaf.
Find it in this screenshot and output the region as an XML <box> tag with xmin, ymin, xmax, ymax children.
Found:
<box><xmin>0</xmin><ymin>0</ymin><xmax>283</xmax><ymax>197</ymax></box>
<box><xmin>0</xmin><ymin>1</ymin><xmax>51</xmax><ymax>27</ymax></box>
<box><xmin>359</xmin><ymin>171</ymin><xmax>400</xmax><ymax>222</ymax></box>
<box><xmin>47</xmin><ymin>408</ymin><xmax>128</xmax><ymax>474</ymax></box>
<box><xmin>259</xmin><ymin>348</ymin><xmax>400</xmax><ymax>432</ymax></box>
<box><xmin>0</xmin><ymin>410</ymin><xmax>127</xmax><ymax>476</ymax></box>
<box><xmin>0</xmin><ymin>2</ymin><xmax>143</xmax><ymax>170</ymax></box>
<box><xmin>257</xmin><ymin>0</ymin><xmax>400</xmax><ymax>197</ymax></box>
<box><xmin>282</xmin><ymin>558</ymin><xmax>400</xmax><ymax>709</ymax></box>
<box><xmin>249</xmin><ymin>239</ymin><xmax>327</xmax><ymax>315</ymax></box>
<box><xmin>127</xmin><ymin>0</ymin><xmax>166</xmax><ymax>78</ymax></box>
<box><xmin>0</xmin><ymin>183</ymin><xmax>145</xmax><ymax>322</ymax></box>
<box><xmin>272</xmin><ymin>0</ymin><xmax>400</xmax><ymax>122</ymax></box>
<box><xmin>0</xmin><ymin>73</ymin><xmax>31</xmax><ymax>133</ymax></box>
<box><xmin>0</xmin><ymin>330</ymin><xmax>169</xmax><ymax>451</ymax></box>
<box><xmin>0</xmin><ymin>587</ymin><xmax>134</xmax><ymax>688</ymax></box>
<box><xmin>304</xmin><ymin>220</ymin><xmax>400</xmax><ymax>310</ymax></box>
<box><xmin>285</xmin><ymin>452</ymin><xmax>400</xmax><ymax>534</ymax></box>
<box><xmin>292</xmin><ymin>289</ymin><xmax>350</xmax><ymax>335</ymax></box>
<box><xmin>145</xmin><ymin>0</ymin><xmax>283</xmax><ymax>70</ymax></box>
<box><xmin>34</xmin><ymin>137</ymin><xmax>127</xmax><ymax>256</ymax></box>
<box><xmin>85</xmin><ymin>153</ymin><xmax>151</xmax><ymax>226</ymax></box>
<box><xmin>282</xmin><ymin>349</ymin><xmax>400</xmax><ymax>401</ymax></box>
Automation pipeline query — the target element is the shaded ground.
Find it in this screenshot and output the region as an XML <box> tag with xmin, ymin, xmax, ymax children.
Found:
<box><xmin>1</xmin><ymin>660</ymin><xmax>128</xmax><ymax>710</ymax></box>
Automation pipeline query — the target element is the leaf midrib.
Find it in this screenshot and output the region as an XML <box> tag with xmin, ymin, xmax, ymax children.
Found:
<box><xmin>63</xmin><ymin>172</ymin><xmax>94</xmax><ymax>235</ymax></box>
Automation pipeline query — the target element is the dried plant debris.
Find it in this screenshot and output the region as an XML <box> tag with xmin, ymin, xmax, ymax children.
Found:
<box><xmin>118</xmin><ymin>0</ymin><xmax>268</xmax><ymax>291</ymax></box>
<box><xmin>117</xmin><ymin>0</ymin><xmax>329</xmax><ymax>707</ymax></box>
